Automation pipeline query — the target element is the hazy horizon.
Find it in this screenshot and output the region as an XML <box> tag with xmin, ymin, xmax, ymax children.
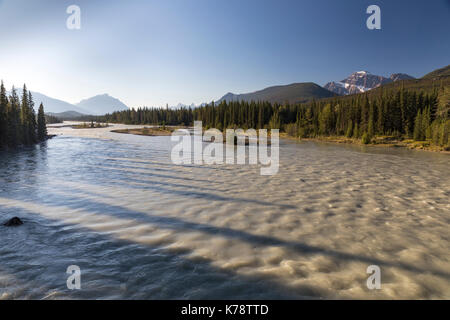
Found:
<box><xmin>0</xmin><ymin>0</ymin><xmax>449</xmax><ymax>108</ymax></box>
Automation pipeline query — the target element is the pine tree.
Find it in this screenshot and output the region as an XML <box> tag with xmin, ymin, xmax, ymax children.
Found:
<box><xmin>367</xmin><ymin>106</ymin><xmax>375</xmax><ymax>139</ymax></box>
<box><xmin>361</xmin><ymin>132</ymin><xmax>371</xmax><ymax>144</ymax></box>
<box><xmin>0</xmin><ymin>81</ymin><xmax>8</xmax><ymax>147</ymax></box>
<box><xmin>37</xmin><ymin>103</ymin><xmax>47</xmax><ymax>141</ymax></box>
<box><xmin>28</xmin><ymin>91</ymin><xmax>37</xmax><ymax>143</ymax></box>
<box><xmin>439</xmin><ymin>121</ymin><xmax>449</xmax><ymax>147</ymax></box>
<box><xmin>8</xmin><ymin>87</ymin><xmax>20</xmax><ymax>147</ymax></box>
<box><xmin>422</xmin><ymin>107</ymin><xmax>431</xmax><ymax>140</ymax></box>
<box><xmin>269</xmin><ymin>111</ymin><xmax>280</xmax><ymax>129</ymax></box>
<box><xmin>319</xmin><ymin>104</ymin><xmax>333</xmax><ymax>135</ymax></box>
<box><xmin>413</xmin><ymin>110</ymin><xmax>423</xmax><ymax>141</ymax></box>
<box><xmin>21</xmin><ymin>85</ymin><xmax>30</xmax><ymax>144</ymax></box>
<box><xmin>353</xmin><ymin>122</ymin><xmax>360</xmax><ymax>139</ymax></box>
<box><xmin>346</xmin><ymin>120</ymin><xmax>353</xmax><ymax>138</ymax></box>
<box><xmin>377</xmin><ymin>99</ymin><xmax>385</xmax><ymax>134</ymax></box>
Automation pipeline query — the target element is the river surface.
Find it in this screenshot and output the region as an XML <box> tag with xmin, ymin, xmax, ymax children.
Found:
<box><xmin>0</xmin><ymin>123</ymin><xmax>449</xmax><ymax>299</ymax></box>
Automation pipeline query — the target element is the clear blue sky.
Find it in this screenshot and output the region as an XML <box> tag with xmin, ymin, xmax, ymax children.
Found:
<box><xmin>0</xmin><ymin>0</ymin><xmax>448</xmax><ymax>107</ymax></box>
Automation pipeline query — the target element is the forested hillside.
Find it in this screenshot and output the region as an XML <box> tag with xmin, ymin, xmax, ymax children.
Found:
<box><xmin>217</xmin><ymin>82</ymin><xmax>336</xmax><ymax>104</ymax></box>
<box><xmin>422</xmin><ymin>64</ymin><xmax>450</xmax><ymax>80</ymax></box>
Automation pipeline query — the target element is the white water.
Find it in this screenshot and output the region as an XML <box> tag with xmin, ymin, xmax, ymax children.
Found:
<box><xmin>0</xmin><ymin>123</ymin><xmax>449</xmax><ymax>299</ymax></box>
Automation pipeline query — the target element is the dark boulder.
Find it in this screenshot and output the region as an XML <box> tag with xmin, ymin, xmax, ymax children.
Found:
<box><xmin>3</xmin><ymin>217</ymin><xmax>24</xmax><ymax>227</ymax></box>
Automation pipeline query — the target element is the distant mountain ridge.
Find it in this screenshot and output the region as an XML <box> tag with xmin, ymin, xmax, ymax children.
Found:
<box><xmin>6</xmin><ymin>89</ymin><xmax>129</xmax><ymax>115</ymax></box>
<box><xmin>217</xmin><ymin>82</ymin><xmax>336</xmax><ymax>104</ymax></box>
<box><xmin>46</xmin><ymin>110</ymin><xmax>87</xmax><ymax>119</ymax></box>
<box><xmin>6</xmin><ymin>90</ymin><xmax>90</xmax><ymax>114</ymax></box>
<box><xmin>75</xmin><ymin>94</ymin><xmax>129</xmax><ymax>115</ymax></box>
<box><xmin>324</xmin><ymin>71</ymin><xmax>415</xmax><ymax>95</ymax></box>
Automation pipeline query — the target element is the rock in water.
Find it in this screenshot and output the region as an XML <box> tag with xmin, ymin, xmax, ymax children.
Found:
<box><xmin>3</xmin><ymin>217</ymin><xmax>24</xmax><ymax>226</ymax></box>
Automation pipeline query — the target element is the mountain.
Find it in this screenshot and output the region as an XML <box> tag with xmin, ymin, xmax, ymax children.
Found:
<box><xmin>319</xmin><ymin>65</ymin><xmax>450</xmax><ymax>104</ymax></box>
<box><xmin>6</xmin><ymin>90</ymin><xmax>90</xmax><ymax>114</ymax></box>
<box><xmin>30</xmin><ymin>91</ymin><xmax>92</xmax><ymax>114</ymax></box>
<box><xmin>217</xmin><ymin>82</ymin><xmax>336</xmax><ymax>104</ymax></box>
<box><xmin>389</xmin><ymin>73</ymin><xmax>415</xmax><ymax>82</ymax></box>
<box><xmin>422</xmin><ymin>64</ymin><xmax>450</xmax><ymax>80</ymax></box>
<box><xmin>75</xmin><ymin>94</ymin><xmax>129</xmax><ymax>115</ymax></box>
<box><xmin>324</xmin><ymin>71</ymin><xmax>415</xmax><ymax>95</ymax></box>
<box><xmin>6</xmin><ymin>89</ymin><xmax>129</xmax><ymax>115</ymax></box>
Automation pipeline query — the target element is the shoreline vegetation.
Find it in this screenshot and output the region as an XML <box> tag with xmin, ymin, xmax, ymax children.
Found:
<box><xmin>0</xmin><ymin>81</ymin><xmax>49</xmax><ymax>149</ymax></box>
<box><xmin>109</xmin><ymin>124</ymin><xmax>444</xmax><ymax>152</ymax></box>
<box><xmin>280</xmin><ymin>133</ymin><xmax>450</xmax><ymax>154</ymax></box>
<box><xmin>47</xmin><ymin>122</ymin><xmax>110</xmax><ymax>129</ymax></box>
<box><xmin>111</xmin><ymin>126</ymin><xmax>176</xmax><ymax>136</ymax></box>
<box><xmin>72</xmin><ymin>122</ymin><xmax>109</xmax><ymax>129</ymax></box>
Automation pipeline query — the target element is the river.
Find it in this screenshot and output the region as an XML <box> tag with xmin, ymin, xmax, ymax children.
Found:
<box><xmin>0</xmin><ymin>123</ymin><xmax>449</xmax><ymax>299</ymax></box>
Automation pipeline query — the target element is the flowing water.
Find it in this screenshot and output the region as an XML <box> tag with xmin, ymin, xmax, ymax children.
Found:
<box><xmin>0</xmin><ymin>123</ymin><xmax>449</xmax><ymax>299</ymax></box>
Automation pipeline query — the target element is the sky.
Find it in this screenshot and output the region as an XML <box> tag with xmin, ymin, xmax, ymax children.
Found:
<box><xmin>0</xmin><ymin>0</ymin><xmax>449</xmax><ymax>108</ymax></box>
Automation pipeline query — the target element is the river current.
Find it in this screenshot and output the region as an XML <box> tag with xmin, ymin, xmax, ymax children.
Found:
<box><xmin>0</xmin><ymin>123</ymin><xmax>449</xmax><ymax>299</ymax></box>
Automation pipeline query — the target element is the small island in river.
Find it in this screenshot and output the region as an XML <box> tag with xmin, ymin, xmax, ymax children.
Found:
<box><xmin>111</xmin><ymin>126</ymin><xmax>179</xmax><ymax>136</ymax></box>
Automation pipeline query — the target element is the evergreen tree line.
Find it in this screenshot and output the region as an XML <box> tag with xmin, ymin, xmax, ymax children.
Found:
<box><xmin>45</xmin><ymin>114</ymin><xmax>63</xmax><ymax>124</ymax></box>
<box><xmin>0</xmin><ymin>82</ymin><xmax>48</xmax><ymax>148</ymax></box>
<box><xmin>290</xmin><ymin>88</ymin><xmax>449</xmax><ymax>147</ymax></box>
<box><xmin>99</xmin><ymin>86</ymin><xmax>449</xmax><ymax>148</ymax></box>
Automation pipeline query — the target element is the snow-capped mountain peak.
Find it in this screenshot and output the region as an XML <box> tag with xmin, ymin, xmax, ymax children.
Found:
<box><xmin>324</xmin><ymin>71</ymin><xmax>414</xmax><ymax>95</ymax></box>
